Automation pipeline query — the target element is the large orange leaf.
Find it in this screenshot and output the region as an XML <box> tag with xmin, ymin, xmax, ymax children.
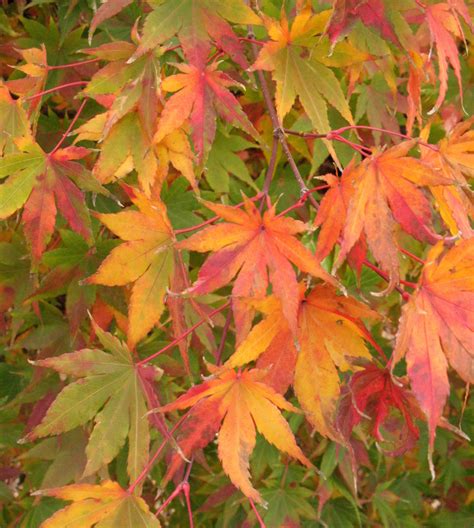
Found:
<box><xmin>337</xmin><ymin>142</ymin><xmax>451</xmax><ymax>291</ymax></box>
<box><xmin>36</xmin><ymin>480</ymin><xmax>160</xmax><ymax>527</ymax></box>
<box><xmin>176</xmin><ymin>197</ymin><xmax>335</xmax><ymax>336</ymax></box>
<box><xmin>226</xmin><ymin>285</ymin><xmax>379</xmax><ymax>439</ymax></box>
<box><xmin>392</xmin><ymin>239</ymin><xmax>474</xmax><ymax>471</ymax></box>
<box><xmin>159</xmin><ymin>368</ymin><xmax>310</xmax><ymax>504</ymax></box>
<box><xmin>89</xmin><ymin>187</ymin><xmax>175</xmax><ymax>346</ymax></box>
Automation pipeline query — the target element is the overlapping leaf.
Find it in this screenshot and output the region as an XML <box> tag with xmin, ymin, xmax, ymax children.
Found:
<box><xmin>27</xmin><ymin>323</ymin><xmax>159</xmax><ymax>486</ymax></box>
<box><xmin>252</xmin><ymin>8</ymin><xmax>353</xmax><ymax>158</ymax></box>
<box><xmin>0</xmin><ymin>142</ymin><xmax>92</xmax><ymax>261</ymax></box>
<box><xmin>337</xmin><ymin>142</ymin><xmax>452</xmax><ymax>291</ymax></box>
<box><xmin>392</xmin><ymin>240</ymin><xmax>474</xmax><ymax>468</ymax></box>
<box><xmin>36</xmin><ymin>480</ymin><xmax>160</xmax><ymax>527</ymax></box>
<box><xmin>226</xmin><ymin>285</ymin><xmax>379</xmax><ymax>438</ymax></box>
<box><xmin>176</xmin><ymin>196</ymin><xmax>335</xmax><ymax>336</ymax></box>
<box><xmin>158</xmin><ymin>368</ymin><xmax>311</xmax><ymax>504</ymax></box>
<box><xmin>89</xmin><ymin>187</ymin><xmax>175</xmax><ymax>346</ymax></box>
<box><xmin>133</xmin><ymin>0</ymin><xmax>261</xmax><ymax>67</ymax></box>
<box><xmin>156</xmin><ymin>48</ymin><xmax>257</xmax><ymax>162</ymax></box>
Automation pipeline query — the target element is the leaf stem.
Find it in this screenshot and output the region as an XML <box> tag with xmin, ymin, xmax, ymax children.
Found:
<box><xmin>399</xmin><ymin>247</ymin><xmax>426</xmax><ymax>265</ymax></box>
<box><xmin>48</xmin><ymin>99</ymin><xmax>87</xmax><ymax>156</ymax></box>
<box><xmin>260</xmin><ymin>135</ymin><xmax>279</xmax><ymax>211</ymax></box>
<box><xmin>277</xmin><ymin>184</ymin><xmax>331</xmax><ymax>216</ymax></box>
<box><xmin>136</xmin><ymin>302</ymin><xmax>230</xmax><ymax>366</ymax></box>
<box><xmin>24</xmin><ymin>81</ymin><xmax>88</xmax><ymax>101</ymax></box>
<box><xmin>215</xmin><ymin>307</ymin><xmax>233</xmax><ymax>366</ymax></box>
<box><xmin>248</xmin><ymin>498</ymin><xmax>267</xmax><ymax>528</ymax></box>
<box><xmin>127</xmin><ymin>410</ymin><xmax>190</xmax><ymax>494</ymax></box>
<box><xmin>362</xmin><ymin>260</ymin><xmax>411</xmax><ymax>301</ymax></box>
<box><xmin>46</xmin><ymin>58</ymin><xmax>99</xmax><ymax>70</ymax></box>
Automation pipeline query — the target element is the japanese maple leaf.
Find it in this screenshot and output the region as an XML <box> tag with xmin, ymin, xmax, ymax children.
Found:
<box><xmin>421</xmin><ymin>119</ymin><xmax>474</xmax><ymax>238</ymax></box>
<box><xmin>336</xmin><ymin>365</ymin><xmax>422</xmax><ymax>457</ymax></box>
<box><xmin>0</xmin><ymin>142</ymin><xmax>92</xmax><ymax>262</ymax></box>
<box><xmin>226</xmin><ymin>285</ymin><xmax>379</xmax><ymax>439</ymax></box>
<box><xmin>158</xmin><ymin>368</ymin><xmax>311</xmax><ymax>504</ymax></box>
<box><xmin>75</xmin><ymin>111</ymin><xmax>195</xmax><ymax>195</ymax></box>
<box><xmin>314</xmin><ymin>163</ymin><xmax>367</xmax><ymax>274</ymax></box>
<box><xmin>176</xmin><ymin>197</ymin><xmax>335</xmax><ymax>336</ymax></box>
<box><xmin>88</xmin><ymin>187</ymin><xmax>175</xmax><ymax>346</ymax></box>
<box><xmin>35</xmin><ymin>480</ymin><xmax>160</xmax><ymax>527</ymax></box>
<box><xmin>392</xmin><ymin>240</ymin><xmax>474</xmax><ymax>471</ymax></box>
<box><xmin>0</xmin><ymin>84</ymin><xmax>32</xmax><ymax>155</ymax></box>
<box><xmin>251</xmin><ymin>8</ymin><xmax>353</xmax><ymax>159</ymax></box>
<box><xmin>27</xmin><ymin>323</ymin><xmax>162</xmax><ymax>488</ymax></box>
<box><xmin>326</xmin><ymin>0</ymin><xmax>400</xmax><ymax>46</ymax></box>
<box><xmin>155</xmin><ymin>51</ymin><xmax>257</xmax><ymax>162</ymax></box>
<box><xmin>424</xmin><ymin>1</ymin><xmax>472</xmax><ymax>114</ymax></box>
<box><xmin>337</xmin><ymin>142</ymin><xmax>451</xmax><ymax>291</ymax></box>
<box><xmin>132</xmin><ymin>0</ymin><xmax>261</xmax><ymax>68</ymax></box>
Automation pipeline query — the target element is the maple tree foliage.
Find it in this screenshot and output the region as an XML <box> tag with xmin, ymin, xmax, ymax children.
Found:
<box><xmin>0</xmin><ymin>1</ymin><xmax>472</xmax><ymax>527</ymax></box>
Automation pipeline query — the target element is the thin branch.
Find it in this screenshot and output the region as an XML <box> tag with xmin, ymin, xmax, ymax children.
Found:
<box><xmin>136</xmin><ymin>302</ymin><xmax>230</xmax><ymax>366</ymax></box>
<box><xmin>127</xmin><ymin>411</ymin><xmax>190</xmax><ymax>494</ymax></box>
<box><xmin>260</xmin><ymin>134</ymin><xmax>279</xmax><ymax>211</ymax></box>
<box><xmin>48</xmin><ymin>99</ymin><xmax>87</xmax><ymax>156</ymax></box>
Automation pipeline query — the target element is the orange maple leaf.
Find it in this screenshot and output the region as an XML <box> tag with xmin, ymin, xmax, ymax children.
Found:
<box><xmin>88</xmin><ymin>187</ymin><xmax>175</xmax><ymax>346</ymax></box>
<box><xmin>155</xmin><ymin>51</ymin><xmax>257</xmax><ymax>161</ymax></box>
<box><xmin>422</xmin><ymin>118</ymin><xmax>474</xmax><ymax>238</ymax></box>
<box><xmin>424</xmin><ymin>2</ymin><xmax>472</xmax><ymax>114</ymax></box>
<box><xmin>392</xmin><ymin>239</ymin><xmax>474</xmax><ymax>474</ymax></box>
<box><xmin>176</xmin><ymin>197</ymin><xmax>335</xmax><ymax>336</ymax></box>
<box><xmin>226</xmin><ymin>285</ymin><xmax>379</xmax><ymax>439</ymax></box>
<box><xmin>158</xmin><ymin>368</ymin><xmax>311</xmax><ymax>504</ymax></box>
<box><xmin>337</xmin><ymin>142</ymin><xmax>451</xmax><ymax>291</ymax></box>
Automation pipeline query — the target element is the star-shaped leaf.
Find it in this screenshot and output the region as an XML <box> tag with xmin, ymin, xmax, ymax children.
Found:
<box><xmin>0</xmin><ymin>143</ymin><xmax>93</xmax><ymax>261</ymax></box>
<box><xmin>337</xmin><ymin>142</ymin><xmax>452</xmax><ymax>291</ymax></box>
<box><xmin>226</xmin><ymin>285</ymin><xmax>379</xmax><ymax>438</ymax></box>
<box><xmin>27</xmin><ymin>323</ymin><xmax>161</xmax><ymax>487</ymax></box>
<box><xmin>392</xmin><ymin>239</ymin><xmax>474</xmax><ymax>469</ymax></box>
<box><xmin>176</xmin><ymin>197</ymin><xmax>335</xmax><ymax>335</ymax></box>
<box><xmin>158</xmin><ymin>368</ymin><xmax>311</xmax><ymax>504</ymax></box>
<box><xmin>36</xmin><ymin>480</ymin><xmax>160</xmax><ymax>527</ymax></box>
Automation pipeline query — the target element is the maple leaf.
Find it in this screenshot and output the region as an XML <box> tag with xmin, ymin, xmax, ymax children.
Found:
<box><xmin>89</xmin><ymin>0</ymin><xmax>134</xmax><ymax>42</ymax></box>
<box><xmin>337</xmin><ymin>142</ymin><xmax>451</xmax><ymax>291</ymax></box>
<box><xmin>226</xmin><ymin>285</ymin><xmax>379</xmax><ymax>438</ymax></box>
<box><xmin>35</xmin><ymin>480</ymin><xmax>160</xmax><ymax>527</ymax></box>
<box><xmin>155</xmin><ymin>51</ymin><xmax>257</xmax><ymax>162</ymax></box>
<box><xmin>424</xmin><ymin>2</ymin><xmax>472</xmax><ymax>114</ymax></box>
<box><xmin>336</xmin><ymin>365</ymin><xmax>421</xmax><ymax>457</ymax></box>
<box><xmin>88</xmin><ymin>187</ymin><xmax>175</xmax><ymax>346</ymax></box>
<box><xmin>132</xmin><ymin>0</ymin><xmax>261</xmax><ymax>68</ymax></box>
<box><xmin>326</xmin><ymin>0</ymin><xmax>400</xmax><ymax>47</ymax></box>
<box><xmin>252</xmin><ymin>8</ymin><xmax>353</xmax><ymax>158</ymax></box>
<box><xmin>158</xmin><ymin>368</ymin><xmax>311</xmax><ymax>504</ymax></box>
<box><xmin>27</xmin><ymin>323</ymin><xmax>161</xmax><ymax>487</ymax></box>
<box><xmin>0</xmin><ymin>84</ymin><xmax>33</xmax><ymax>155</ymax></box>
<box><xmin>0</xmin><ymin>143</ymin><xmax>93</xmax><ymax>261</ymax></box>
<box><xmin>392</xmin><ymin>240</ymin><xmax>474</xmax><ymax>471</ymax></box>
<box><xmin>421</xmin><ymin>119</ymin><xmax>474</xmax><ymax>238</ymax></box>
<box><xmin>75</xmin><ymin>112</ymin><xmax>195</xmax><ymax>194</ymax></box>
<box><xmin>176</xmin><ymin>197</ymin><xmax>335</xmax><ymax>336</ymax></box>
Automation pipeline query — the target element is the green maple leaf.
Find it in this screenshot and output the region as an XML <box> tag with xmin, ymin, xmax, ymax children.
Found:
<box><xmin>27</xmin><ymin>323</ymin><xmax>162</xmax><ymax>489</ymax></box>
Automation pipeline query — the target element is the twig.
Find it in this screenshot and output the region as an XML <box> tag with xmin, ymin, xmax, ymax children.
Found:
<box><xmin>136</xmin><ymin>302</ymin><xmax>230</xmax><ymax>366</ymax></box>
<box><xmin>48</xmin><ymin>99</ymin><xmax>87</xmax><ymax>156</ymax></box>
